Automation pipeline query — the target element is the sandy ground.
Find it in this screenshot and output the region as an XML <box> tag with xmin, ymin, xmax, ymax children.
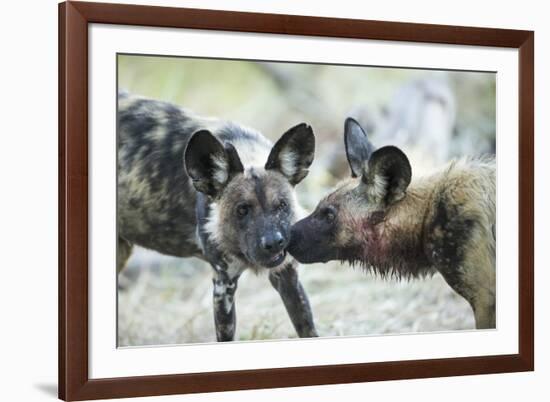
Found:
<box><xmin>118</xmin><ymin>247</ymin><xmax>474</xmax><ymax>346</ymax></box>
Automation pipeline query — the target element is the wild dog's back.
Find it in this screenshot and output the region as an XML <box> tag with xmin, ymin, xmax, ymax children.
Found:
<box><xmin>117</xmin><ymin>92</ymin><xmax>205</xmax><ymax>257</ymax></box>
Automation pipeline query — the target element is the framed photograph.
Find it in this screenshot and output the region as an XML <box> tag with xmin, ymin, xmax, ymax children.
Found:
<box><xmin>59</xmin><ymin>1</ymin><xmax>534</xmax><ymax>400</ymax></box>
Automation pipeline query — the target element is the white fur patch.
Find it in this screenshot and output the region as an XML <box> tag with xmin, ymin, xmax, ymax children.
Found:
<box><xmin>213</xmin><ymin>277</ymin><xmax>236</xmax><ymax>314</ymax></box>
<box><xmin>146</xmin><ymin>125</ymin><xmax>166</xmax><ymax>141</ymax></box>
<box><xmin>370</xmin><ymin>174</ymin><xmax>388</xmax><ymax>201</ymax></box>
<box><xmin>203</xmin><ymin>202</ymin><xmax>222</xmax><ymax>245</ymax></box>
<box><xmin>278</xmin><ymin>148</ymin><xmax>297</xmax><ymax>178</ymax></box>
<box><xmin>211</xmin><ymin>154</ymin><xmax>229</xmax><ymax>185</ymax></box>
<box><xmin>234</xmin><ymin>141</ymin><xmax>271</xmax><ymax>169</ymax></box>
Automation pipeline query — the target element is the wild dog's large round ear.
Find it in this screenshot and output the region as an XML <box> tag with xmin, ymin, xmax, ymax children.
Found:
<box><xmin>362</xmin><ymin>146</ymin><xmax>411</xmax><ymax>205</ymax></box>
<box><xmin>265</xmin><ymin>123</ymin><xmax>315</xmax><ymax>186</ymax></box>
<box><xmin>184</xmin><ymin>130</ymin><xmax>244</xmax><ymax>198</ymax></box>
<box><xmin>344</xmin><ymin>117</ymin><xmax>375</xmax><ymax>178</ymax></box>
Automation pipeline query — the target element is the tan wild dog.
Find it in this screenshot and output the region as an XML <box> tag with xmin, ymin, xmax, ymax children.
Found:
<box><xmin>288</xmin><ymin>118</ymin><xmax>495</xmax><ymax>329</ymax></box>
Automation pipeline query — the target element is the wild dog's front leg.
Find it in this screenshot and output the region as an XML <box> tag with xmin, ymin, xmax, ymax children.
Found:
<box><xmin>437</xmin><ymin>264</ymin><xmax>496</xmax><ymax>330</ymax></box>
<box><xmin>269</xmin><ymin>262</ymin><xmax>318</xmax><ymax>337</ymax></box>
<box><xmin>441</xmin><ymin>258</ymin><xmax>495</xmax><ymax>329</ymax></box>
<box><xmin>212</xmin><ymin>267</ymin><xmax>241</xmax><ymax>341</ymax></box>
<box><xmin>472</xmin><ymin>291</ymin><xmax>496</xmax><ymax>329</ymax></box>
<box><xmin>461</xmin><ymin>238</ymin><xmax>496</xmax><ymax>329</ymax></box>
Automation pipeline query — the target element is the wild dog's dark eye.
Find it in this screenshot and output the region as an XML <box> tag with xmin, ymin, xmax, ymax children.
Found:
<box><xmin>322</xmin><ymin>206</ymin><xmax>336</xmax><ymax>223</ymax></box>
<box><xmin>278</xmin><ymin>199</ymin><xmax>289</xmax><ymax>212</ymax></box>
<box><xmin>236</xmin><ymin>204</ymin><xmax>251</xmax><ymax>218</ymax></box>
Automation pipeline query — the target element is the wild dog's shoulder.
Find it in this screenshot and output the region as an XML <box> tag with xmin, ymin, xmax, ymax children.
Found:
<box><xmin>431</xmin><ymin>156</ymin><xmax>495</xmax><ymax>218</ymax></box>
<box><xmin>424</xmin><ymin>156</ymin><xmax>495</xmax><ymax>266</ymax></box>
<box><xmin>437</xmin><ymin>156</ymin><xmax>495</xmax><ymax>192</ymax></box>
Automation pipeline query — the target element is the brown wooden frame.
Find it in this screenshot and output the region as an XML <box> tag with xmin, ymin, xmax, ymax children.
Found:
<box><xmin>59</xmin><ymin>1</ymin><xmax>534</xmax><ymax>400</ymax></box>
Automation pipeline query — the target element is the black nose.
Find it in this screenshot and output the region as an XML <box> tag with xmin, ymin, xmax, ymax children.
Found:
<box><xmin>261</xmin><ymin>231</ymin><xmax>285</xmax><ymax>252</ymax></box>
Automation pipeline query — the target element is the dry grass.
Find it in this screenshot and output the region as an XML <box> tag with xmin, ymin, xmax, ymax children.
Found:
<box><xmin>118</xmin><ymin>247</ymin><xmax>474</xmax><ymax>346</ymax></box>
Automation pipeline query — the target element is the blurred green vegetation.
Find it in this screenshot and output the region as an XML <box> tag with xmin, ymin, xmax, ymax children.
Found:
<box><xmin>119</xmin><ymin>55</ymin><xmax>495</xmax><ymax>142</ymax></box>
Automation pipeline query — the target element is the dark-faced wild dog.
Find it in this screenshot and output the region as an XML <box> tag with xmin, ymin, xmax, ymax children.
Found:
<box><xmin>288</xmin><ymin>118</ymin><xmax>496</xmax><ymax>329</ymax></box>
<box><xmin>117</xmin><ymin>91</ymin><xmax>318</xmax><ymax>341</ymax></box>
